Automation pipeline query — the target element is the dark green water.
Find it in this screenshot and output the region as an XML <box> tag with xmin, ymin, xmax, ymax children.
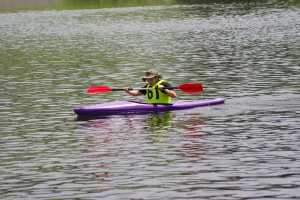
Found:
<box><xmin>0</xmin><ymin>0</ymin><xmax>299</xmax><ymax>199</ymax></box>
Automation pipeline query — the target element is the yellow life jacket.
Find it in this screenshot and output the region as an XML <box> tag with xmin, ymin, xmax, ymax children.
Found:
<box><xmin>146</xmin><ymin>80</ymin><xmax>171</xmax><ymax>104</ymax></box>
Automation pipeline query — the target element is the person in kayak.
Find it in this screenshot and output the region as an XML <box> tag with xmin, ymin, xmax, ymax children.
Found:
<box><xmin>124</xmin><ymin>70</ymin><xmax>177</xmax><ymax>103</ymax></box>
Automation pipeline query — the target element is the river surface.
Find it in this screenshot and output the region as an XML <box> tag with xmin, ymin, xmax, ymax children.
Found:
<box><xmin>0</xmin><ymin>0</ymin><xmax>300</xmax><ymax>199</ymax></box>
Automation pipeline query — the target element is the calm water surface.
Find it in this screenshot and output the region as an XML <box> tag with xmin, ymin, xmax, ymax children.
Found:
<box><xmin>0</xmin><ymin>1</ymin><xmax>300</xmax><ymax>199</ymax></box>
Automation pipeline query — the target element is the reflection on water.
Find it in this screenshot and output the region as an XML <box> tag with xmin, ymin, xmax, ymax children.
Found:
<box><xmin>76</xmin><ymin>111</ymin><xmax>207</xmax><ymax>193</ymax></box>
<box><xmin>0</xmin><ymin>0</ymin><xmax>179</xmax><ymax>11</ymax></box>
<box><xmin>76</xmin><ymin>111</ymin><xmax>204</xmax><ymax>136</ymax></box>
<box><xmin>4</xmin><ymin>0</ymin><xmax>298</xmax><ymax>12</ymax></box>
<box><xmin>0</xmin><ymin>0</ymin><xmax>57</xmax><ymax>11</ymax></box>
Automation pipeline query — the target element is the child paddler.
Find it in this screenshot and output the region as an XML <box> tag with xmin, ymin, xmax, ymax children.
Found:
<box><xmin>124</xmin><ymin>70</ymin><xmax>177</xmax><ymax>103</ymax></box>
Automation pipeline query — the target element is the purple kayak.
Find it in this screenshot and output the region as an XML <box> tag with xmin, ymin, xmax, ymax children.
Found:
<box><xmin>74</xmin><ymin>98</ymin><xmax>225</xmax><ymax>116</ymax></box>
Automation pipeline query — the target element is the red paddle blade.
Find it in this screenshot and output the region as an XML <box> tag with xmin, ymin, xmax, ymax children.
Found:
<box><xmin>177</xmin><ymin>83</ymin><xmax>203</xmax><ymax>93</ymax></box>
<box><xmin>87</xmin><ymin>86</ymin><xmax>113</xmax><ymax>93</ymax></box>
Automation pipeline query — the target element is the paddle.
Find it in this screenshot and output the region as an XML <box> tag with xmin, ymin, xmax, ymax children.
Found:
<box><xmin>87</xmin><ymin>83</ymin><xmax>203</xmax><ymax>94</ymax></box>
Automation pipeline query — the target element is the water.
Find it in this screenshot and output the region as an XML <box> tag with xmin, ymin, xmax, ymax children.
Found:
<box><xmin>0</xmin><ymin>1</ymin><xmax>300</xmax><ymax>199</ymax></box>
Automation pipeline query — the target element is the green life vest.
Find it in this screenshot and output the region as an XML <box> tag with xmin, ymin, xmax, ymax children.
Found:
<box><xmin>146</xmin><ymin>80</ymin><xmax>171</xmax><ymax>104</ymax></box>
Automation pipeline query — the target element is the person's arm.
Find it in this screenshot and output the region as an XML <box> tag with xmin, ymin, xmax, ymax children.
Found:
<box><xmin>164</xmin><ymin>88</ymin><xmax>177</xmax><ymax>98</ymax></box>
<box><xmin>158</xmin><ymin>83</ymin><xmax>177</xmax><ymax>98</ymax></box>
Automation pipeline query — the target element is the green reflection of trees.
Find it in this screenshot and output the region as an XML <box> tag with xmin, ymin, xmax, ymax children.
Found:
<box><xmin>178</xmin><ymin>0</ymin><xmax>300</xmax><ymax>5</ymax></box>
<box><xmin>57</xmin><ymin>0</ymin><xmax>177</xmax><ymax>9</ymax></box>
<box><xmin>2</xmin><ymin>0</ymin><xmax>299</xmax><ymax>12</ymax></box>
<box><xmin>58</xmin><ymin>0</ymin><xmax>300</xmax><ymax>8</ymax></box>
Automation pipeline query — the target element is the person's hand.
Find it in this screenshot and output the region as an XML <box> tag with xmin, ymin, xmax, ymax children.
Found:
<box><xmin>157</xmin><ymin>85</ymin><xmax>165</xmax><ymax>91</ymax></box>
<box><xmin>124</xmin><ymin>87</ymin><xmax>131</xmax><ymax>94</ymax></box>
